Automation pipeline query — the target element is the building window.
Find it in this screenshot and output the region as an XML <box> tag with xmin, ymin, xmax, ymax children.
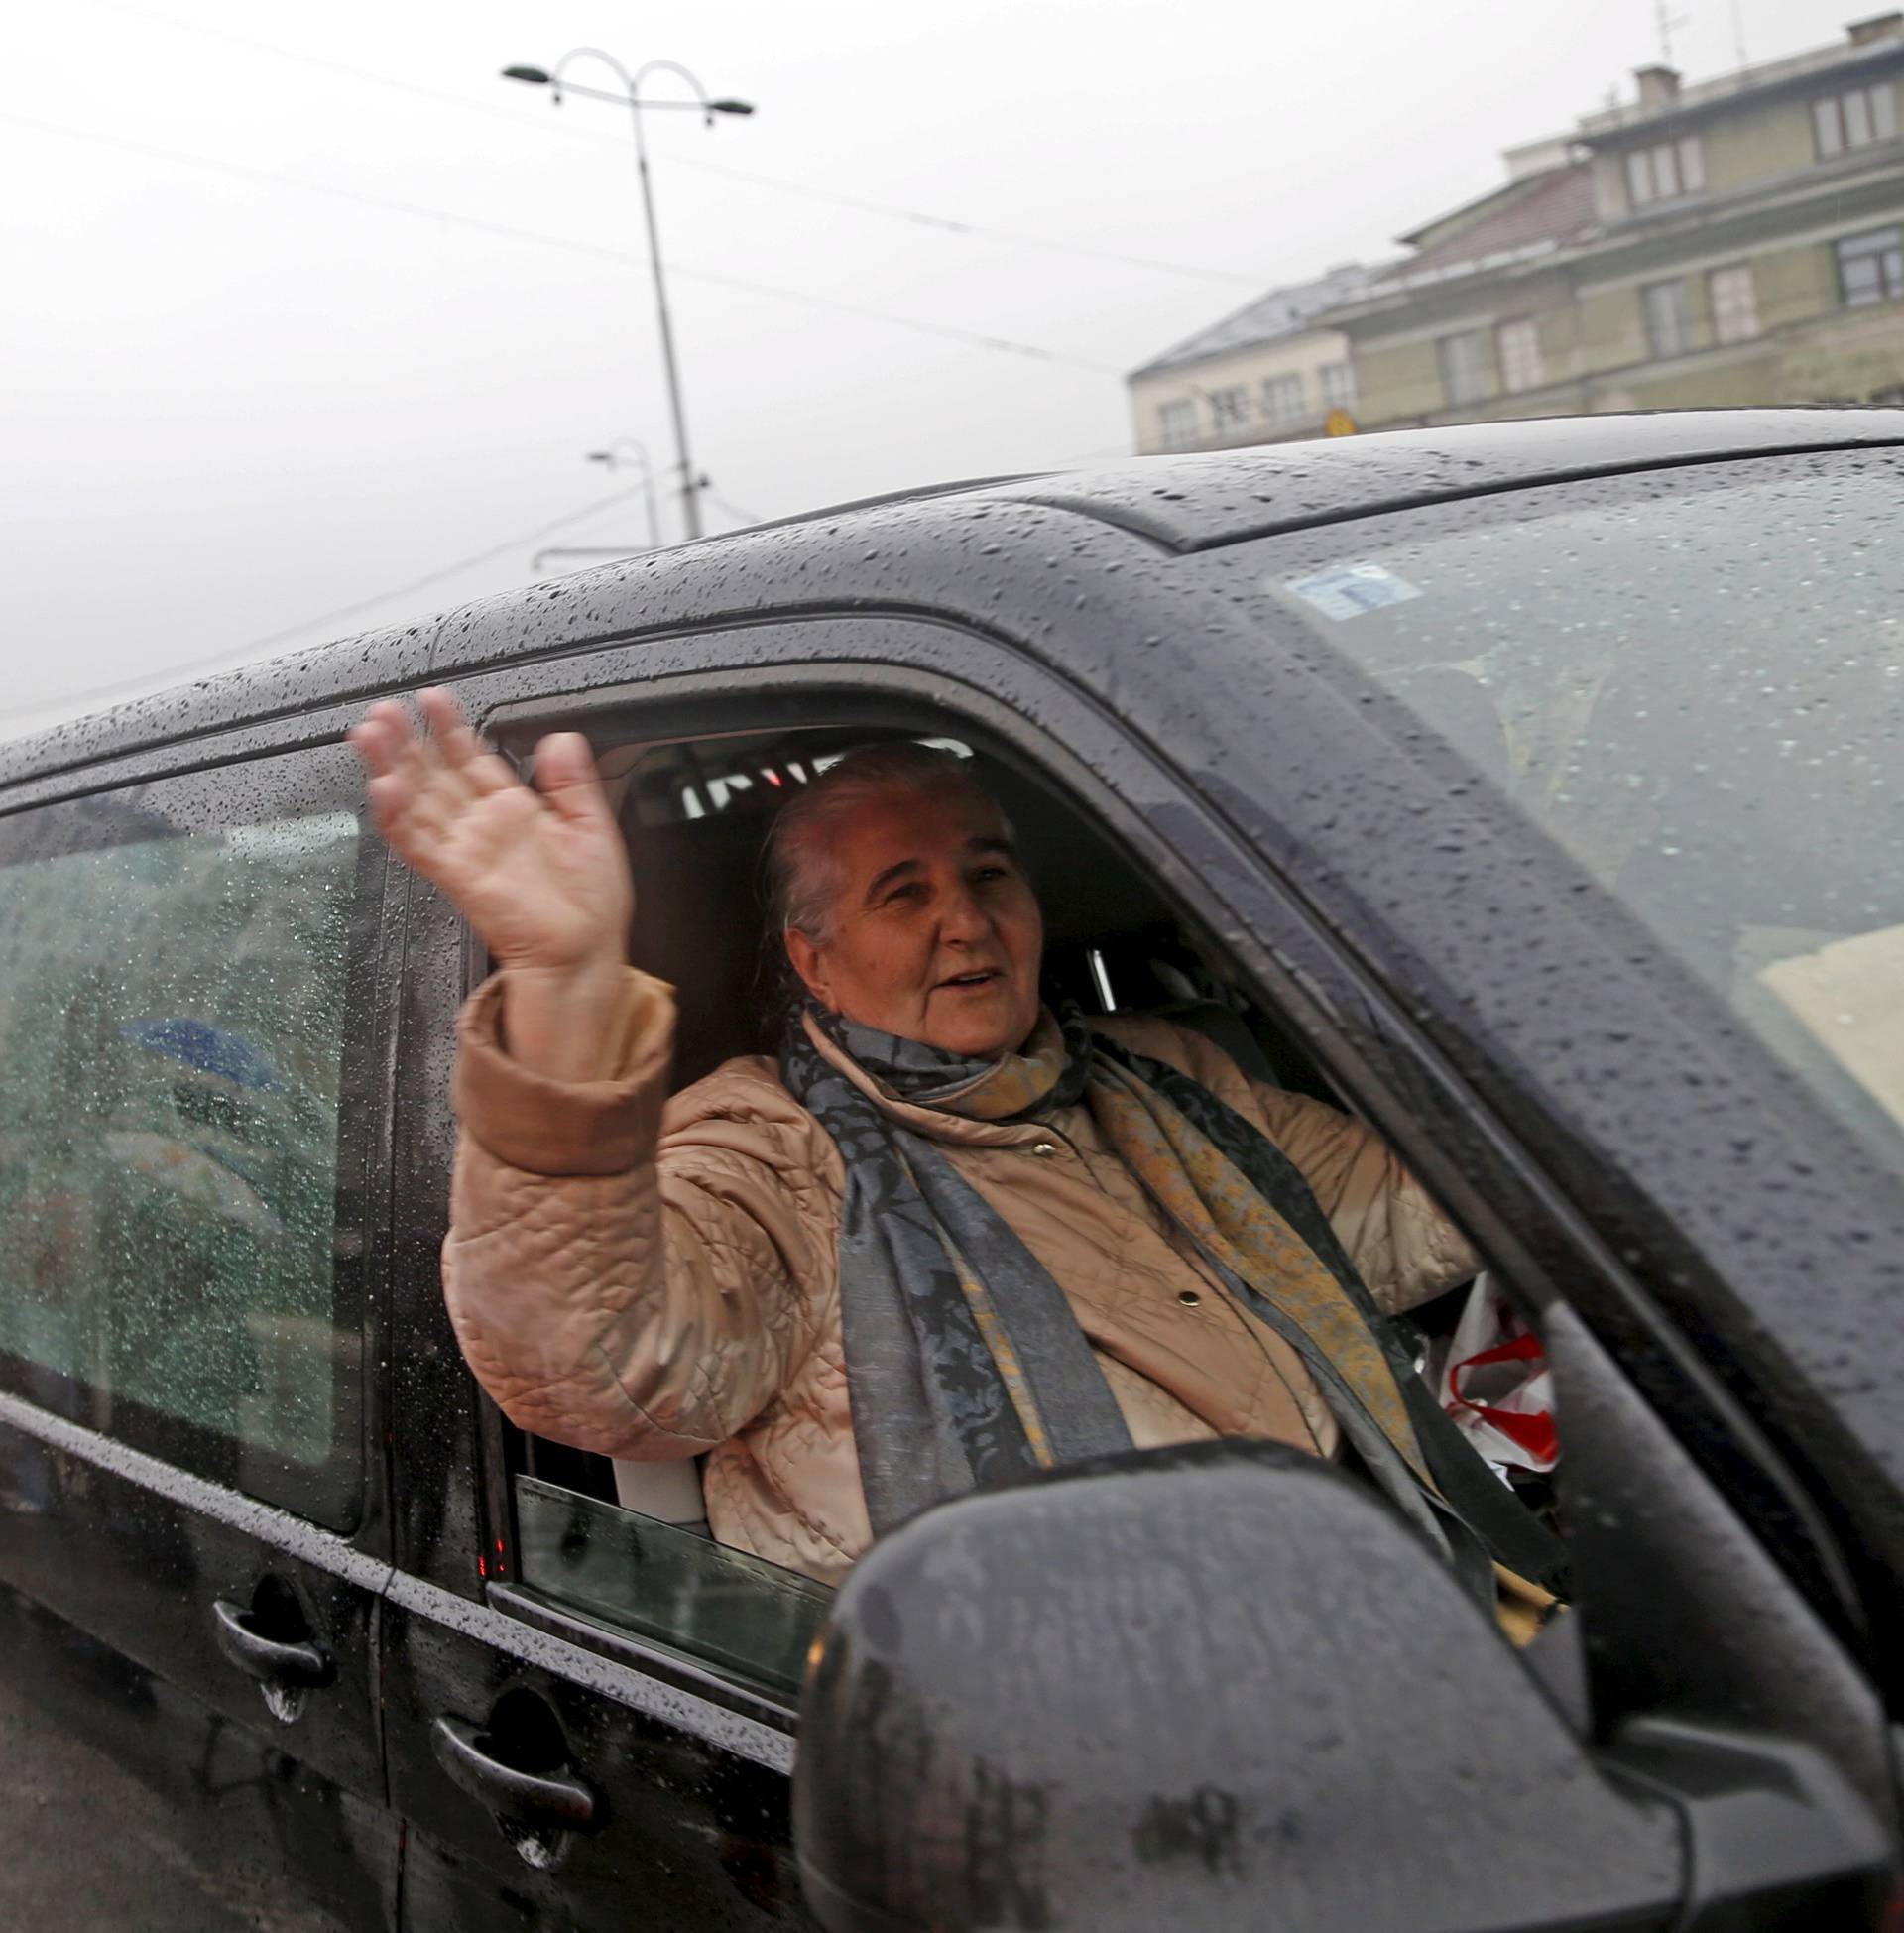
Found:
<box><xmin>1814</xmin><ymin>83</ymin><xmax>1898</xmax><ymax>158</ymax></box>
<box><xmin>1625</xmin><ymin>135</ymin><xmax>1705</xmax><ymax>207</ymax></box>
<box><xmin>1261</xmin><ymin>373</ymin><xmax>1307</xmax><ymax>423</ymax></box>
<box><xmin>1643</xmin><ymin>278</ymin><xmax>1693</xmax><ymax>357</ymax></box>
<box><xmin>1158</xmin><ymin>399</ymin><xmax>1199</xmax><ymax>449</ymax></box>
<box><xmin>1319</xmin><ymin>361</ymin><xmax>1357</xmax><ymax>410</ymax></box>
<box><xmin>1497</xmin><ymin>318</ymin><xmax>1545</xmax><ymax>393</ymax></box>
<box><xmin>1208</xmin><ymin>385</ymin><xmax>1250</xmax><ymax>433</ymax></box>
<box><xmin>1838</xmin><ymin>226</ymin><xmax>1904</xmax><ymax>306</ymax></box>
<box><xmin>1709</xmin><ymin>264</ymin><xmax>1759</xmax><ymax>343</ymax></box>
<box><xmin>1437</xmin><ymin>330</ymin><xmax>1488</xmax><ymax>407</ymax></box>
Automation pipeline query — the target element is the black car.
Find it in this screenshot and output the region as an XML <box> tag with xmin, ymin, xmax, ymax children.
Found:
<box><xmin>1</xmin><ymin>411</ymin><xmax>1900</xmax><ymax>1932</ymax></box>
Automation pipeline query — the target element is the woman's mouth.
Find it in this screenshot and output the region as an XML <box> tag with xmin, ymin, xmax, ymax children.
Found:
<box><xmin>936</xmin><ymin>968</ymin><xmax>1002</xmax><ymax>992</ymax></box>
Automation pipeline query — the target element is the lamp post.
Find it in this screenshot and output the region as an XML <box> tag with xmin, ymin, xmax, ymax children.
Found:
<box><xmin>505</xmin><ymin>51</ymin><xmax>754</xmax><ymax>543</ymax></box>
<box><xmin>585</xmin><ymin>437</ymin><xmax>660</xmax><ymax>550</ymax></box>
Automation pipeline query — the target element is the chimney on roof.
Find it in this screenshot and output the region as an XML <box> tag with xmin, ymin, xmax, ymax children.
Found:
<box><xmin>1633</xmin><ymin>64</ymin><xmax>1682</xmax><ymax>110</ymax></box>
<box><xmin>1847</xmin><ymin>13</ymin><xmax>1904</xmax><ymax>44</ymax></box>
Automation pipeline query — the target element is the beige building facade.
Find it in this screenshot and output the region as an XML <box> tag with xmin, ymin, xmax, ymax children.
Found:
<box><xmin>1331</xmin><ymin>16</ymin><xmax>1904</xmax><ymax>428</ymax></box>
<box><xmin>1130</xmin><ymin>17</ymin><xmax>1904</xmax><ymax>447</ymax></box>
<box><xmin>1126</xmin><ymin>264</ymin><xmax>1374</xmax><ymax>454</ymax></box>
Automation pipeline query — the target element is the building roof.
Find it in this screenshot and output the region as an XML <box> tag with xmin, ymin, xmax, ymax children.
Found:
<box><xmin>1127</xmin><ymin>261</ymin><xmax>1382</xmax><ymax>379</ymax></box>
<box><xmin>1327</xmin><ymin>161</ymin><xmax>1598</xmax><ymax>309</ymax></box>
<box><xmin>1129</xmin><ymin>166</ymin><xmax>1596</xmax><ymax>376</ymax></box>
<box><xmin>1398</xmin><ymin>162</ymin><xmax>1597</xmax><ymax>275</ymax></box>
<box><xmin>1578</xmin><ymin>16</ymin><xmax>1904</xmax><ymax>144</ymax></box>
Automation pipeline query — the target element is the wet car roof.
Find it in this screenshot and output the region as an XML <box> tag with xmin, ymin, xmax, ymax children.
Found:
<box><xmin>724</xmin><ymin>409</ymin><xmax>1904</xmax><ymax>553</ymax></box>
<box><xmin>7</xmin><ymin>409</ymin><xmax>1903</xmax><ymax>788</ymax></box>
<box><xmin>987</xmin><ymin>408</ymin><xmax>1904</xmax><ymax>550</ymax></box>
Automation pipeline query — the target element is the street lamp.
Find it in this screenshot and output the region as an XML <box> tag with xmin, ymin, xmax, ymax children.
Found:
<box><xmin>585</xmin><ymin>437</ymin><xmax>660</xmax><ymax>551</ymax></box>
<box><xmin>505</xmin><ymin>51</ymin><xmax>755</xmax><ymax>543</ymax></box>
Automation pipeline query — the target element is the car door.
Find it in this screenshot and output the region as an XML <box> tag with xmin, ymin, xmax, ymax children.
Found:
<box><xmin>369</xmin><ymin>609</ymin><xmax>1194</xmax><ymax>1933</ymax></box>
<box><xmin>0</xmin><ymin>740</ymin><xmax>400</xmax><ymax>1932</ymax></box>
<box><xmin>363</xmin><ymin>599</ymin><xmax>1536</xmax><ymax>1930</ymax></box>
<box><xmin>377</xmin><ymin>745</ymin><xmax>814</xmax><ymax>1933</ymax></box>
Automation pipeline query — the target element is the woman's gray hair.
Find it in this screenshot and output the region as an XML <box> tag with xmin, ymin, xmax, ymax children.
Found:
<box><xmin>764</xmin><ymin>742</ymin><xmax>1007</xmax><ymax>945</ymax></box>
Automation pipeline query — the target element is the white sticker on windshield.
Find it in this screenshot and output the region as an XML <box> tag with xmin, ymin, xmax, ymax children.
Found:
<box><xmin>1283</xmin><ymin>561</ymin><xmax>1422</xmax><ymax>621</ymax></box>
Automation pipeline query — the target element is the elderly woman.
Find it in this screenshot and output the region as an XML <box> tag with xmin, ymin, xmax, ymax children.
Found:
<box><xmin>351</xmin><ymin>691</ymin><xmax>1559</xmax><ymax>1617</ymax></box>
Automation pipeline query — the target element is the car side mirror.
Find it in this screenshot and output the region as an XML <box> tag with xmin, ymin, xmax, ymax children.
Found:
<box><xmin>793</xmin><ymin>1441</ymin><xmax>1885</xmax><ymax>1932</ymax></box>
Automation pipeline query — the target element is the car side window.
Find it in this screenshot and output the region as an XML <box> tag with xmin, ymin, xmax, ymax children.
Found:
<box><xmin>511</xmin><ymin>1474</ymin><xmax>831</xmax><ymax>1695</ymax></box>
<box><xmin>480</xmin><ymin>703</ymin><xmax>1551</xmax><ymax>1697</ymax></box>
<box><xmin>0</xmin><ymin>749</ymin><xmax>378</xmax><ymax>1526</ymax></box>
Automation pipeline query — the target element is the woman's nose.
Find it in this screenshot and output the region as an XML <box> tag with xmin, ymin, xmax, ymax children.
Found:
<box><xmin>937</xmin><ymin>885</ymin><xmax>990</xmax><ymax>943</ymax></box>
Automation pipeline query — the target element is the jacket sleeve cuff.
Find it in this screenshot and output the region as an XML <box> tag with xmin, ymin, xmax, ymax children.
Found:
<box><xmin>452</xmin><ymin>968</ymin><xmax>675</xmax><ymax>1177</ymax></box>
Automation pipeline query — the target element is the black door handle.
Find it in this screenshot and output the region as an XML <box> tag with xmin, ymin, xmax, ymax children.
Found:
<box><xmin>211</xmin><ymin>1598</ymin><xmax>335</xmax><ymax>1690</ymax></box>
<box><xmin>431</xmin><ymin>1716</ymin><xmax>599</xmax><ymax>1833</ymax></box>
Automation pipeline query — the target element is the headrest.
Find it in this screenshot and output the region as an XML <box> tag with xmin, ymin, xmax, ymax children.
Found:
<box><xmin>620</xmin><ymin>805</ymin><xmax>775</xmax><ymax>1091</ymax></box>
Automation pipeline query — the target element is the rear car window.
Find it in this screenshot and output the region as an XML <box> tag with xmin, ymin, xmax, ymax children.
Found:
<box><xmin>0</xmin><ymin>750</ymin><xmax>377</xmax><ymax>1524</ymax></box>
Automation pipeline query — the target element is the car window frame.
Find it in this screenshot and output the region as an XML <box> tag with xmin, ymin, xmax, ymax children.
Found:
<box><xmin>373</xmin><ymin>609</ymin><xmax>1871</xmax><ymax>1712</ymax></box>
<box><xmin>0</xmin><ymin>740</ymin><xmax>389</xmax><ymax>1532</ymax></box>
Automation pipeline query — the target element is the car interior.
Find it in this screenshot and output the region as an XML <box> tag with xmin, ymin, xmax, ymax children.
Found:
<box><xmin>602</xmin><ymin>717</ymin><xmax>1338</xmax><ymax>1095</ymax></box>
<box><xmin>489</xmin><ymin>700</ymin><xmax>1531</xmax><ymax>1687</ymax></box>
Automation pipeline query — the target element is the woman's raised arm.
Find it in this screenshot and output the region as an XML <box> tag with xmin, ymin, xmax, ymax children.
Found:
<box><xmin>348</xmin><ymin>688</ymin><xmax>635</xmax><ymax>1081</ymax></box>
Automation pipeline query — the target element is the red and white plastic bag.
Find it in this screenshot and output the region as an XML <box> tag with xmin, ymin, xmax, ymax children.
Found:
<box><xmin>1435</xmin><ymin>1273</ymin><xmax>1559</xmax><ymax>1476</ymax></box>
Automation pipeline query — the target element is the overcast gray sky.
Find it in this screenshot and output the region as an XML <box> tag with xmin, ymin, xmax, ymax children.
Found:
<box><xmin>0</xmin><ymin>0</ymin><xmax>1850</xmax><ymax>737</ymax></box>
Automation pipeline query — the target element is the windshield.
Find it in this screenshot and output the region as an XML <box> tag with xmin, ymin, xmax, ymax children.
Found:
<box><xmin>1258</xmin><ymin>460</ymin><xmax>1904</xmax><ymax>1170</ymax></box>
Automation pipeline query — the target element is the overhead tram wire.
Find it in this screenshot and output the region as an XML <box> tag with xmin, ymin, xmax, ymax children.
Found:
<box><xmin>651</xmin><ymin>153</ymin><xmax>1261</xmax><ymax>289</ymax></box>
<box><xmin>232</xmin><ymin>482</ymin><xmax>666</xmax><ymax>659</ymax></box>
<box><xmin>79</xmin><ymin>0</ymin><xmax>1261</xmax><ymax>291</ymax></box>
<box><xmin>2</xmin><ymin>482</ymin><xmax>656</xmax><ymax>732</ymax></box>
<box><xmin>0</xmin><ymin>111</ymin><xmax>1119</xmax><ymax>374</ymax></box>
<box><xmin>705</xmin><ymin>489</ymin><xmax>769</xmax><ymax>529</ymax></box>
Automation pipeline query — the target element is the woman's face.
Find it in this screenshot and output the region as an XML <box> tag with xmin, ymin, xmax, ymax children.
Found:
<box><xmin>784</xmin><ymin>785</ymin><xmax>1045</xmax><ymax>1059</ymax></box>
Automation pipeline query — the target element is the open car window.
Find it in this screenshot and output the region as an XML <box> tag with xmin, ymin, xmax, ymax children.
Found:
<box><xmin>488</xmin><ymin>705</ymin><xmax>1561</xmax><ymax>1691</ymax></box>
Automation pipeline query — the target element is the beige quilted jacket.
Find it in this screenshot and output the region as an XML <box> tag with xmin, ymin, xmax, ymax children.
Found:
<box><xmin>443</xmin><ymin>970</ymin><xmax>1480</xmax><ymax>1587</ymax></box>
